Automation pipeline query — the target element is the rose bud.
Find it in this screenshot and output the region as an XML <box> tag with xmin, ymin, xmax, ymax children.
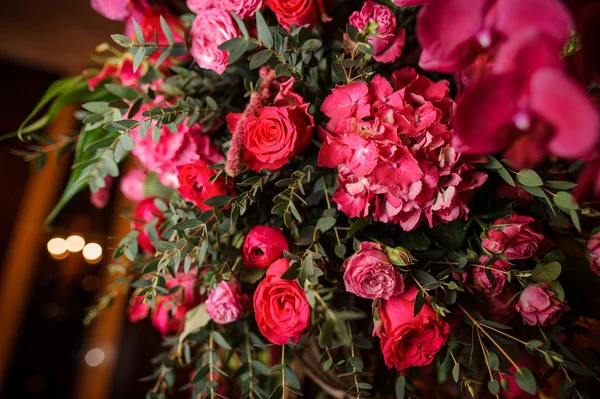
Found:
<box><xmin>374</xmin><ymin>285</ymin><xmax>450</xmax><ymax>370</ymax></box>
<box><xmin>242</xmin><ymin>226</ymin><xmax>289</xmax><ymax>269</ymax></box>
<box><xmin>131</xmin><ymin>197</ymin><xmax>166</xmax><ymax>253</ymax></box>
<box><xmin>254</xmin><ymin>258</ymin><xmax>311</xmax><ymax>344</ymax></box>
<box><xmin>384</xmin><ymin>245</ymin><xmax>415</xmax><ymax>267</ymax></box>
<box><xmin>471</xmin><ymin>255</ymin><xmax>511</xmax><ymax>297</ymax></box>
<box><xmin>206</xmin><ymin>280</ymin><xmax>249</xmax><ymax>324</ymax></box>
<box><xmin>344</xmin><ymin>241</ymin><xmax>405</xmax><ymax>300</ymax></box>
<box><xmin>516</xmin><ymin>283</ymin><xmax>569</xmax><ymax>327</ymax></box>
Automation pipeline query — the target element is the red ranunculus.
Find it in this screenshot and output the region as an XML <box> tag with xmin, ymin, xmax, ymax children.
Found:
<box><xmin>242</xmin><ymin>226</ymin><xmax>289</xmax><ymax>269</ymax></box>
<box><xmin>374</xmin><ymin>285</ymin><xmax>450</xmax><ymax>370</ymax></box>
<box><xmin>132</xmin><ymin>197</ymin><xmax>166</xmax><ymax>253</ymax></box>
<box><xmin>177</xmin><ymin>159</ymin><xmax>230</xmax><ymax>211</ymax></box>
<box><xmin>253</xmin><ymin>258</ymin><xmax>311</xmax><ymax>345</ymax></box>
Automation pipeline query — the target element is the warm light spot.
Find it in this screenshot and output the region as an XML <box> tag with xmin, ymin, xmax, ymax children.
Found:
<box><xmin>82</xmin><ymin>243</ymin><xmax>102</xmax><ymax>263</ymax></box>
<box><xmin>84</xmin><ymin>348</ymin><xmax>105</xmax><ymax>367</ymax></box>
<box><xmin>47</xmin><ymin>237</ymin><xmax>68</xmax><ymax>257</ymax></box>
<box><xmin>66</xmin><ymin>235</ymin><xmax>86</xmax><ymax>252</ymax></box>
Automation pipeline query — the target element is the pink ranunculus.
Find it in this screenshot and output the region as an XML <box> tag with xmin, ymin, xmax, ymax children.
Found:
<box><xmin>206</xmin><ymin>280</ymin><xmax>249</xmax><ymax>324</ymax></box>
<box><xmin>482</xmin><ymin>214</ymin><xmax>544</xmax><ymax>260</ymax></box>
<box><xmin>254</xmin><ymin>258</ymin><xmax>311</xmax><ymax>344</ymax></box>
<box><xmin>349</xmin><ymin>1</ymin><xmax>406</xmax><ymax>64</ymax></box>
<box><xmin>131</xmin><ymin>197</ymin><xmax>166</xmax><ymax>253</ymax></box>
<box><xmin>177</xmin><ymin>160</ymin><xmax>230</xmax><ymax>211</ymax></box>
<box><xmin>343</xmin><ymin>241</ymin><xmax>405</xmax><ymax>300</ymax></box>
<box><xmin>587</xmin><ymin>232</ymin><xmax>600</xmax><ymax>276</ymax></box>
<box><xmin>90</xmin><ymin>176</ymin><xmax>113</xmax><ymax>209</ymax></box>
<box><xmin>242</xmin><ymin>226</ymin><xmax>289</xmax><ymax>269</ymax></box>
<box><xmin>374</xmin><ymin>286</ymin><xmax>450</xmax><ymax>370</ymax></box>
<box><xmin>516</xmin><ymin>283</ymin><xmax>568</xmax><ymax>327</ymax></box>
<box><xmin>416</xmin><ymin>0</ymin><xmax>573</xmax><ymax>74</ymax></box>
<box><xmin>151</xmin><ymin>272</ymin><xmax>202</xmax><ymax>335</ymax></box>
<box><xmin>471</xmin><ymin>255</ymin><xmax>511</xmax><ymax>297</ymax></box>
<box><xmin>90</xmin><ymin>0</ymin><xmax>132</xmax><ymax>20</ymax></box>
<box><xmin>120</xmin><ymin>169</ymin><xmax>147</xmax><ymax>202</ymax></box>
<box><xmin>190</xmin><ymin>9</ymin><xmax>238</xmax><ymax>75</ymax></box>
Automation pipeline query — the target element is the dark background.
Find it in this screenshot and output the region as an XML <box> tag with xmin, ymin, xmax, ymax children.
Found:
<box><xmin>0</xmin><ymin>1</ymin><xmax>164</xmax><ymax>398</ymax></box>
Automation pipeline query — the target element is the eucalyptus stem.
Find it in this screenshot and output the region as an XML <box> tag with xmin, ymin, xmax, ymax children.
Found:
<box><xmin>281</xmin><ymin>345</ymin><xmax>286</xmax><ymax>399</ymax></box>
<box><xmin>209</xmin><ymin>328</ymin><xmax>215</xmax><ymax>399</ymax></box>
<box><xmin>244</xmin><ymin>322</ymin><xmax>255</xmax><ymax>399</ymax></box>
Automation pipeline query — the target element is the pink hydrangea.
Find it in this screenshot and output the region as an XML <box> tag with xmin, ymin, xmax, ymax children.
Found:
<box><xmin>516</xmin><ymin>283</ymin><xmax>568</xmax><ymax>327</ymax></box>
<box><xmin>120</xmin><ymin>169</ymin><xmax>147</xmax><ymax>202</ymax></box>
<box><xmin>187</xmin><ymin>0</ymin><xmax>262</xmax><ymax>20</ymax></box>
<box><xmin>206</xmin><ymin>280</ymin><xmax>249</xmax><ymax>324</ymax></box>
<box><xmin>587</xmin><ymin>232</ymin><xmax>600</xmax><ymax>276</ymax></box>
<box><xmin>190</xmin><ymin>9</ymin><xmax>238</xmax><ymax>74</ymax></box>
<box><xmin>319</xmin><ymin>69</ymin><xmax>487</xmax><ymax>231</ymax></box>
<box><xmin>349</xmin><ymin>1</ymin><xmax>406</xmax><ymax>63</ymax></box>
<box><xmin>343</xmin><ymin>242</ymin><xmax>405</xmax><ymax>300</ymax></box>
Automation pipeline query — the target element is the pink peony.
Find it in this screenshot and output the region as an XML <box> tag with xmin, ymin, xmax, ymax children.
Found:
<box><xmin>120</xmin><ymin>169</ymin><xmax>147</xmax><ymax>202</ymax></box>
<box><xmin>206</xmin><ymin>280</ymin><xmax>249</xmax><ymax>324</ymax></box>
<box><xmin>319</xmin><ymin>70</ymin><xmax>487</xmax><ymax>231</ymax></box>
<box><xmin>131</xmin><ymin>116</ymin><xmax>223</xmax><ymax>188</ymax></box>
<box><xmin>242</xmin><ymin>226</ymin><xmax>289</xmax><ymax>269</ymax></box>
<box><xmin>482</xmin><ymin>214</ymin><xmax>544</xmax><ymax>260</ymax></box>
<box><xmin>516</xmin><ymin>283</ymin><xmax>568</xmax><ymax>327</ymax></box>
<box><xmin>190</xmin><ymin>9</ymin><xmax>238</xmax><ymax>75</ymax></box>
<box><xmin>587</xmin><ymin>232</ymin><xmax>600</xmax><ymax>276</ymax></box>
<box><xmin>471</xmin><ymin>255</ymin><xmax>511</xmax><ymax>297</ymax></box>
<box><xmin>187</xmin><ymin>0</ymin><xmax>262</xmax><ymax>20</ymax></box>
<box><xmin>374</xmin><ymin>286</ymin><xmax>450</xmax><ymax>370</ymax></box>
<box><xmin>254</xmin><ymin>258</ymin><xmax>311</xmax><ymax>344</ymax></box>
<box><xmin>349</xmin><ymin>1</ymin><xmax>406</xmax><ymax>63</ymax></box>
<box><xmin>343</xmin><ymin>241</ymin><xmax>405</xmax><ymax>300</ymax></box>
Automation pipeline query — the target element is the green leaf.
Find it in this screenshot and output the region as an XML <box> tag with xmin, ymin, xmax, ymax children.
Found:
<box><xmin>249</xmin><ymin>49</ymin><xmax>272</xmax><ymax>69</ymax></box>
<box><xmin>487</xmin><ymin>352</ymin><xmax>500</xmax><ymax>370</ymax></box>
<box><xmin>284</xmin><ymin>366</ymin><xmax>300</xmax><ymax>390</ymax></box>
<box><xmin>526</xmin><ymin>340</ymin><xmax>543</xmax><ymax>349</ymax></box>
<box><xmin>488</xmin><ymin>380</ymin><xmax>500</xmax><ymax>395</ymax></box>
<box><xmin>104</xmin><ymin>83</ymin><xmax>140</xmax><ymax>100</ymax></box>
<box><xmin>111</xmin><ymin>34</ymin><xmax>133</xmax><ymax>48</ymax></box>
<box><xmin>159</xmin><ymin>15</ymin><xmax>174</xmax><ymax>45</ymax></box>
<box><xmin>414</xmin><ymin>290</ymin><xmax>425</xmax><ymax>316</ymax></box>
<box><xmin>395</xmin><ymin>376</ymin><xmax>406</xmax><ymax>399</ymax></box>
<box><xmin>255</xmin><ymin>11</ymin><xmax>273</xmax><ymax>48</ymax></box>
<box><xmin>84</xmin><ymin>135</ymin><xmax>118</xmax><ymax>152</ymax></box>
<box><xmin>515</xmin><ymin>367</ymin><xmax>537</xmax><ymax>395</ymax></box>
<box><xmin>230</xmin><ymin>12</ymin><xmax>249</xmax><ymax>38</ymax></box>
<box><xmin>452</xmin><ymin>363</ymin><xmax>460</xmax><ymax>383</ymax></box>
<box><xmin>133</xmin><ymin>46</ymin><xmax>146</xmax><ymax>72</ymax></box>
<box><xmin>120</xmin><ymin>133</ymin><xmax>135</xmax><ymax>151</ymax></box>
<box><xmin>219</xmin><ymin>37</ymin><xmax>249</xmax><ymax>64</ymax></box>
<box><xmin>356</xmin><ymin>42</ymin><xmax>374</xmax><ymax>55</ymax></box>
<box><xmin>550</xmin><ymin>280</ymin><xmax>565</xmax><ymax>301</ymax></box>
<box><xmin>301</xmin><ymin>39</ymin><xmax>322</xmax><ymax>52</ymax></box>
<box><xmin>553</xmin><ymin>191</ymin><xmax>578</xmax><ymax>210</ymax></box>
<box><xmin>545</xmin><ymin>181</ymin><xmax>578</xmax><ymax>190</ymax></box>
<box><xmin>497</xmin><ymin>167</ymin><xmax>516</xmax><ymax>187</ymax></box>
<box><xmin>132</xmin><ymin>17</ymin><xmax>145</xmax><ymax>44</ymax></box>
<box><xmin>177</xmin><ymin>303</ymin><xmax>211</xmax><ymax>349</ymax></box>
<box><xmin>203</xmin><ymin>195</ymin><xmax>231</xmax><ymax>207</ymax></box>
<box><xmin>316</xmin><ymin>216</ymin><xmax>336</xmax><ymax>232</ymax></box>
<box><xmin>516</xmin><ymin>169</ymin><xmax>543</xmax><ymax>187</ymax></box>
<box><xmin>212</xmin><ymin>331</ymin><xmax>232</xmax><ymax>350</ymax></box>
<box><xmin>530</xmin><ymin>261</ymin><xmax>561</xmax><ymax>283</ymax></box>
<box><xmin>334</xmin><ymin>244</ymin><xmax>346</xmax><ymax>258</ymax></box>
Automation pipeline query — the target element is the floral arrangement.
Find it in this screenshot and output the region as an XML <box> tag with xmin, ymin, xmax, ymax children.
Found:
<box><xmin>10</xmin><ymin>0</ymin><xmax>600</xmax><ymax>397</ymax></box>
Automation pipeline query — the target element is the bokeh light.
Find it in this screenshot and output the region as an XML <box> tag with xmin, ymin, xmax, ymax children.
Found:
<box><xmin>82</xmin><ymin>243</ymin><xmax>102</xmax><ymax>263</ymax></box>
<box><xmin>84</xmin><ymin>348</ymin><xmax>105</xmax><ymax>367</ymax></box>
<box><xmin>47</xmin><ymin>237</ymin><xmax>68</xmax><ymax>258</ymax></box>
<box><xmin>66</xmin><ymin>234</ymin><xmax>85</xmax><ymax>252</ymax></box>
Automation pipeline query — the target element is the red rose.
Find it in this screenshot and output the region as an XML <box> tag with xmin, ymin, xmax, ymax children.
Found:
<box><xmin>242</xmin><ymin>226</ymin><xmax>289</xmax><ymax>269</ymax></box>
<box><xmin>265</xmin><ymin>0</ymin><xmax>326</xmax><ymax>30</ymax></box>
<box><xmin>254</xmin><ymin>258</ymin><xmax>311</xmax><ymax>344</ymax></box>
<box><xmin>132</xmin><ymin>197</ymin><xmax>166</xmax><ymax>253</ymax></box>
<box><xmin>374</xmin><ymin>286</ymin><xmax>450</xmax><ymax>370</ymax></box>
<box><xmin>482</xmin><ymin>214</ymin><xmax>544</xmax><ymax>260</ymax></box>
<box><xmin>177</xmin><ymin>159</ymin><xmax>230</xmax><ymax>211</ymax></box>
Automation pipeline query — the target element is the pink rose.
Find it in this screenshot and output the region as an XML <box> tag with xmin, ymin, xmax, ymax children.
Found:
<box><xmin>374</xmin><ymin>286</ymin><xmax>450</xmax><ymax>370</ymax></box>
<box><xmin>131</xmin><ymin>197</ymin><xmax>166</xmax><ymax>253</ymax></box>
<box><xmin>587</xmin><ymin>232</ymin><xmax>600</xmax><ymax>276</ymax></box>
<box><xmin>349</xmin><ymin>1</ymin><xmax>406</xmax><ymax>63</ymax></box>
<box><xmin>471</xmin><ymin>255</ymin><xmax>511</xmax><ymax>297</ymax></box>
<box><xmin>190</xmin><ymin>9</ymin><xmax>238</xmax><ymax>74</ymax></box>
<box><xmin>206</xmin><ymin>280</ymin><xmax>249</xmax><ymax>324</ymax></box>
<box><xmin>120</xmin><ymin>169</ymin><xmax>147</xmax><ymax>202</ymax></box>
<box><xmin>265</xmin><ymin>0</ymin><xmax>327</xmax><ymax>30</ymax></box>
<box><xmin>343</xmin><ymin>241</ymin><xmax>405</xmax><ymax>300</ymax></box>
<box><xmin>187</xmin><ymin>0</ymin><xmax>262</xmax><ymax>20</ymax></box>
<box><xmin>242</xmin><ymin>226</ymin><xmax>289</xmax><ymax>269</ymax></box>
<box><xmin>481</xmin><ymin>288</ymin><xmax>517</xmax><ymax>325</ymax></box>
<box><xmin>90</xmin><ymin>0</ymin><xmax>132</xmax><ymax>20</ymax></box>
<box><xmin>90</xmin><ymin>176</ymin><xmax>113</xmax><ymax>209</ymax></box>
<box><xmin>516</xmin><ymin>283</ymin><xmax>568</xmax><ymax>327</ymax></box>
<box><xmin>254</xmin><ymin>258</ymin><xmax>311</xmax><ymax>344</ymax></box>
<box><xmin>482</xmin><ymin>214</ymin><xmax>544</xmax><ymax>259</ymax></box>
<box><xmin>151</xmin><ymin>272</ymin><xmax>202</xmax><ymax>335</ymax></box>
<box><xmin>177</xmin><ymin>160</ymin><xmax>231</xmax><ymax>211</ymax></box>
